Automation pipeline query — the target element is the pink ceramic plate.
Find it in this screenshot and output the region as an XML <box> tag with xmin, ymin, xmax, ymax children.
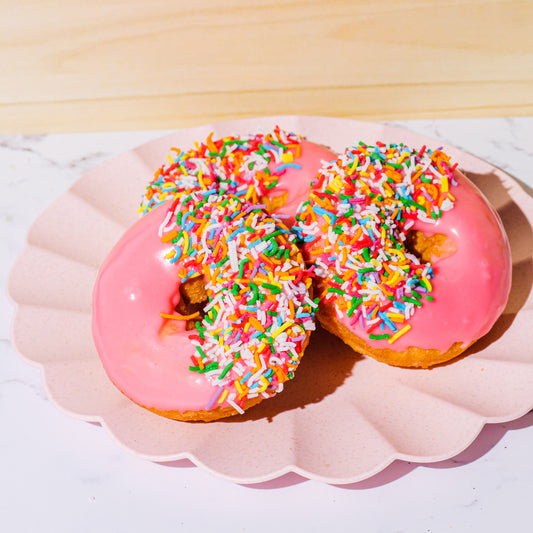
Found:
<box><xmin>9</xmin><ymin>116</ymin><xmax>533</xmax><ymax>484</ymax></box>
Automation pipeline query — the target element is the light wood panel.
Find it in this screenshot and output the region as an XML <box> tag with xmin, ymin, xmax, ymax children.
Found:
<box><xmin>1</xmin><ymin>0</ymin><xmax>532</xmax><ymax>133</ymax></box>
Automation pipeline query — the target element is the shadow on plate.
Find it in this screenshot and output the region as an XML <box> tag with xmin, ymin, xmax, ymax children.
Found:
<box><xmin>220</xmin><ymin>325</ymin><xmax>363</xmax><ymax>423</ymax></box>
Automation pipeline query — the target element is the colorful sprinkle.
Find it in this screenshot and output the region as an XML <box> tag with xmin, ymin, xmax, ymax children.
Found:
<box><xmin>139</xmin><ymin>127</ymin><xmax>303</xmax><ymax>215</ymax></box>
<box><xmin>294</xmin><ymin>142</ymin><xmax>457</xmax><ymax>344</ymax></box>
<box><xmin>159</xmin><ymin>191</ymin><xmax>315</xmax><ymax>410</ymax></box>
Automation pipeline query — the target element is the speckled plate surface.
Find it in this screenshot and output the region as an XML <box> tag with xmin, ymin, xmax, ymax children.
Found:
<box><xmin>8</xmin><ymin>116</ymin><xmax>533</xmax><ymax>484</ymax></box>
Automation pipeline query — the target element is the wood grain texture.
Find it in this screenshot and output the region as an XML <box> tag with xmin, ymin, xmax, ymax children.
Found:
<box><xmin>1</xmin><ymin>0</ymin><xmax>532</xmax><ymax>133</ymax></box>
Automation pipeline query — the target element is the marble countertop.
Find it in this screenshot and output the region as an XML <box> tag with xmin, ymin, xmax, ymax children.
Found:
<box><xmin>2</xmin><ymin>118</ymin><xmax>532</xmax><ymax>532</ymax></box>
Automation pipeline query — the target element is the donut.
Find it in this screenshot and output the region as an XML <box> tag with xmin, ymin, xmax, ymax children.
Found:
<box><xmin>293</xmin><ymin>142</ymin><xmax>512</xmax><ymax>368</ymax></box>
<box><xmin>92</xmin><ymin>191</ymin><xmax>317</xmax><ymax>421</ymax></box>
<box><xmin>139</xmin><ymin>127</ymin><xmax>336</xmax><ymax>226</ymax></box>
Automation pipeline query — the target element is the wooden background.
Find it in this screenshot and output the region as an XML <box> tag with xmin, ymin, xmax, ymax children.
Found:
<box><xmin>1</xmin><ymin>0</ymin><xmax>532</xmax><ymax>133</ymax></box>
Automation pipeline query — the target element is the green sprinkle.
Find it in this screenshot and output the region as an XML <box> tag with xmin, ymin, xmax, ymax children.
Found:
<box><xmin>369</xmin><ymin>333</ymin><xmax>391</xmax><ymax>340</ymax></box>
<box><xmin>261</xmin><ymin>283</ymin><xmax>282</xmax><ymax>294</ymax></box>
<box><xmin>402</xmin><ymin>296</ymin><xmax>422</xmax><ymax>307</ymax></box>
<box><xmin>238</xmin><ymin>258</ymin><xmax>250</xmax><ymax>278</ymax></box>
<box><xmin>264</xmin><ymin>238</ymin><xmax>279</xmax><ymax>257</ymax></box>
<box><xmin>216</xmin><ymin>256</ymin><xmax>229</xmax><ymax>267</ymax></box>
<box><xmin>327</xmin><ymin>287</ymin><xmax>344</xmax><ymax>295</ymax></box>
<box><xmin>196</xmin><ymin>346</ymin><xmax>207</xmax><ymax>359</ymax></box>
<box><xmin>347</xmin><ymin>297</ymin><xmax>363</xmax><ymax>317</ymax></box>
<box><xmin>270</xmin><ymin>139</ymin><xmax>286</xmax><ymax>149</ymax></box>
<box><xmin>248</xmin><ymin>282</ymin><xmax>260</xmax><ymax>304</ymax></box>
<box><xmin>218</xmin><ymin>362</ymin><xmax>234</xmax><ymax>380</ymax></box>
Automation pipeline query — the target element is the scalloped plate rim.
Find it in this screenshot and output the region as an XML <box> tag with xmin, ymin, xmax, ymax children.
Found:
<box><xmin>7</xmin><ymin>115</ymin><xmax>533</xmax><ymax>485</ymax></box>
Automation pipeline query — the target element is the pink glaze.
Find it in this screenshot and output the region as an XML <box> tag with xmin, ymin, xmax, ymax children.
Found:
<box><xmin>92</xmin><ymin>141</ymin><xmax>335</xmax><ymax>413</ymax></box>
<box><xmin>337</xmin><ymin>170</ymin><xmax>512</xmax><ymax>352</ymax></box>
<box><xmin>267</xmin><ymin>140</ymin><xmax>336</xmax><ymax>225</ymax></box>
<box><xmin>93</xmin><ymin>205</ymin><xmax>214</xmax><ymax>412</ymax></box>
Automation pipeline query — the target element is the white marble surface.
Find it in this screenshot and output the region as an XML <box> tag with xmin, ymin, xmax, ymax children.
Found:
<box><xmin>2</xmin><ymin>118</ymin><xmax>533</xmax><ymax>533</ymax></box>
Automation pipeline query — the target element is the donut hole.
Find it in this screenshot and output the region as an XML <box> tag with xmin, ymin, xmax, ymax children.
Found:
<box><xmin>404</xmin><ymin>230</ymin><xmax>456</xmax><ymax>263</ymax></box>
<box><xmin>175</xmin><ymin>275</ymin><xmax>209</xmax><ymax>331</ymax></box>
<box><xmin>261</xmin><ymin>190</ymin><xmax>288</xmax><ymax>212</ymax></box>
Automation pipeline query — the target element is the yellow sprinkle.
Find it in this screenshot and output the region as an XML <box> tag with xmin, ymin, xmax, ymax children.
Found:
<box><xmin>383</xmin><ymin>182</ymin><xmax>394</xmax><ymax>197</ymax></box>
<box><xmin>281</xmin><ymin>152</ymin><xmax>294</xmax><ymax>163</ymax></box>
<box><xmin>389</xmin><ymin>248</ymin><xmax>406</xmax><ymax>262</ymax></box>
<box><xmin>422</xmin><ymin>276</ymin><xmax>433</xmax><ymax>292</ymax></box>
<box><xmin>328</xmin><ymin>175</ymin><xmax>344</xmax><ymax>193</ymax></box>
<box><xmin>182</xmin><ymin>231</ymin><xmax>189</xmax><ymax>256</ymax></box>
<box><xmin>234</xmin><ymin>379</ymin><xmax>243</xmax><ymax>395</ymax></box>
<box><xmin>387</xmin><ymin>271</ymin><xmax>401</xmax><ymax>287</ymax></box>
<box><xmin>257</xmin><ymin>376</ymin><xmax>270</xmax><ymax>392</ymax></box>
<box><xmin>198</xmin><ymin>169</ymin><xmax>205</xmax><ymax>189</ymax></box>
<box><xmin>388</xmin><ymin>324</ymin><xmax>412</xmax><ymax>344</ymax></box>
<box><xmin>166</xmin><ymin>154</ymin><xmax>174</xmax><ymax>165</ymax></box>
<box><xmin>397</xmin><ymin>153</ymin><xmax>409</xmax><ymax>165</ymax></box>
<box><xmin>272</xmin><ymin>321</ymin><xmax>292</xmax><ymax>338</ymax></box>
<box><xmin>346</xmin><ymin>161</ymin><xmax>358</xmax><ymax>176</ymax></box>
<box><xmin>370</xmin><ymin>258</ymin><xmax>382</xmax><ymax>270</ymax></box>
<box><xmin>217</xmin><ymin>389</ymin><xmax>229</xmax><ymax>404</ymax></box>
<box><xmin>386</xmin><ymin>313</ymin><xmax>405</xmax><ymax>322</ymax></box>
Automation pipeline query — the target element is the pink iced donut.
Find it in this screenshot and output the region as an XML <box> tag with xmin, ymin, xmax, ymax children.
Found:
<box><xmin>294</xmin><ymin>142</ymin><xmax>512</xmax><ymax>368</ymax></box>
<box><xmin>93</xmin><ymin>193</ymin><xmax>317</xmax><ymax>421</ymax></box>
<box><xmin>93</xmin><ymin>129</ymin><xmax>336</xmax><ymax>421</ymax></box>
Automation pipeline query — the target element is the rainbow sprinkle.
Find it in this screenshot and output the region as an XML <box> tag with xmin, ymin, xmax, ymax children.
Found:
<box><xmin>293</xmin><ymin>142</ymin><xmax>458</xmax><ymax>344</ymax></box>
<box><xmin>140</xmin><ymin>127</ymin><xmax>303</xmax><ymax>215</ymax></box>
<box><xmin>159</xmin><ymin>190</ymin><xmax>316</xmax><ymax>411</ymax></box>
